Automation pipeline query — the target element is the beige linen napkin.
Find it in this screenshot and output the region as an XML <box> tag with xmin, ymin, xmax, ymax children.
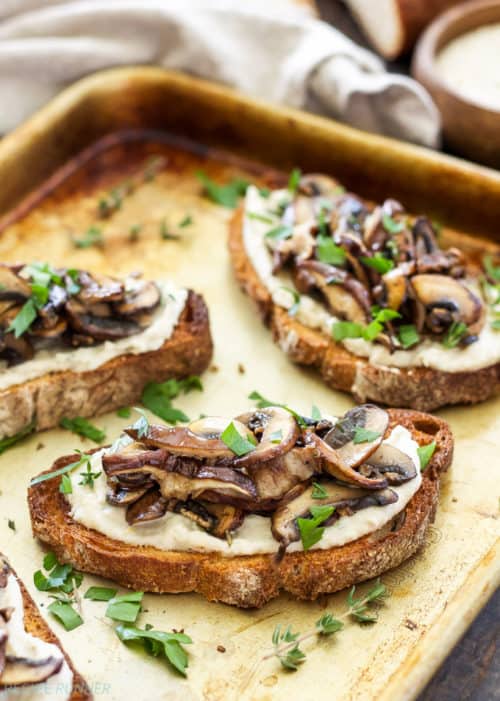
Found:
<box><xmin>0</xmin><ymin>0</ymin><xmax>440</xmax><ymax>146</ymax></box>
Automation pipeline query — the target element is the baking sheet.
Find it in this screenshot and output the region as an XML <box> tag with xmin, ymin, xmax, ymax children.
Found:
<box><xmin>0</xmin><ymin>128</ymin><xmax>498</xmax><ymax>701</ymax></box>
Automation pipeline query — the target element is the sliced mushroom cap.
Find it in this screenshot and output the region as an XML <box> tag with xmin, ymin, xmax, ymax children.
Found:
<box><xmin>233</xmin><ymin>407</ymin><xmax>299</xmax><ymax>467</ymax></box>
<box><xmin>173</xmin><ymin>501</ymin><xmax>244</xmax><ymax>539</ymax></box>
<box><xmin>295</xmin><ymin>260</ymin><xmax>371</xmax><ymax>323</ymax></box>
<box><xmin>126</xmin><ymin>418</ymin><xmax>253</xmax><ymax>460</ymax></box>
<box><xmin>381</xmin><ymin>267</ymin><xmax>408</xmax><ymax>311</ymax></box>
<box><xmin>299</xmin><ymin>174</ymin><xmax>343</xmax><ymax>198</ymax></box>
<box><xmin>0</xmin><ymin>655</ymin><xmax>63</xmax><ymax>688</ymax></box>
<box><xmin>158</xmin><ymin>465</ymin><xmax>258</xmax><ymax>507</ymax></box>
<box><xmin>411</xmin><ymin>275</ymin><xmax>482</xmax><ymax>328</ymax></box>
<box><xmin>115</xmin><ymin>281</ymin><xmax>161</xmax><ymax>316</ymax></box>
<box><xmin>359</xmin><ymin>443</ymin><xmax>417</xmax><ymax>485</ymax></box>
<box><xmin>250</xmin><ymin>445</ymin><xmax>317</xmax><ymax>501</ymax></box>
<box><xmin>77</xmin><ymin>272</ymin><xmax>124</xmax><ymax>304</ymax></box>
<box><xmin>106</xmin><ymin>482</ymin><xmax>151</xmax><ymax>506</ymax></box>
<box><xmin>0</xmin><ymin>331</ymin><xmax>34</xmax><ymax>365</ymax></box>
<box><xmin>271</xmin><ymin>482</ymin><xmax>398</xmax><ymax>549</ymax></box>
<box><xmin>0</xmin><ymin>266</ymin><xmax>30</xmax><ymax>302</ymax></box>
<box><xmin>323</xmin><ymin>405</ymin><xmax>389</xmax><ymax>469</ymax></box>
<box><xmin>126</xmin><ymin>488</ymin><xmax>168</xmax><ymax>525</ymax></box>
<box><xmin>282</xmin><ymin>195</ymin><xmax>316</xmax><ymax>227</ymax></box>
<box><xmin>65</xmin><ymin>299</ymin><xmax>141</xmax><ymax>340</ymax></box>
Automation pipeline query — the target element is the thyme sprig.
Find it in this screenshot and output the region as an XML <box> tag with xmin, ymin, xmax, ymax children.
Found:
<box><xmin>265</xmin><ymin>579</ymin><xmax>388</xmax><ymax>670</ymax></box>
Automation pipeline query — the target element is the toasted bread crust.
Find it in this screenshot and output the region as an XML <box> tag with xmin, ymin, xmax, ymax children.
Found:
<box><xmin>28</xmin><ymin>410</ymin><xmax>452</xmax><ymax>609</ymax></box>
<box><xmin>4</xmin><ymin>563</ymin><xmax>92</xmax><ymax>700</ymax></box>
<box><xmin>0</xmin><ymin>291</ymin><xmax>213</xmax><ymax>440</ymax></box>
<box><xmin>228</xmin><ymin>208</ymin><xmax>500</xmax><ymax>411</ymax></box>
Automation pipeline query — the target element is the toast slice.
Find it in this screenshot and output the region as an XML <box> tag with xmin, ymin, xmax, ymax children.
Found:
<box><xmin>0</xmin><ymin>290</ymin><xmax>212</xmax><ymax>440</ymax></box>
<box><xmin>229</xmin><ymin>207</ymin><xmax>500</xmax><ymax>412</ymax></box>
<box><xmin>28</xmin><ymin>408</ymin><xmax>452</xmax><ymax>609</ymax></box>
<box><xmin>0</xmin><ymin>557</ymin><xmax>92</xmax><ymax>699</ymax></box>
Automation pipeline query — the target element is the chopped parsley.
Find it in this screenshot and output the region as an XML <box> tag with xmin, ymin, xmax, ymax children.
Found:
<box><xmin>116</xmin><ymin>407</ymin><xmax>131</xmax><ymax>418</ymax></box>
<box><xmin>59</xmin><ymin>416</ymin><xmax>106</xmax><ymax>443</ymax></box>
<box><xmin>248</xmin><ymin>391</ymin><xmax>308</xmax><ymax>429</ymax></box>
<box><xmin>311</xmin><ymin>482</ymin><xmax>328</xmax><ymax>499</ymax></box>
<box><xmin>352</xmin><ymin>427</ymin><xmax>381</xmax><ymax>444</ymax></box>
<box><xmin>316</xmin><ymin>235</ymin><xmax>346</xmax><ymax>266</ymax></box>
<box><xmin>360</xmin><ymin>253</ymin><xmax>394</xmax><ymax>275</ymax></box>
<box><xmin>141</xmin><ymin>376</ymin><xmax>202</xmax><ymax>424</ymax></box>
<box><xmin>220</xmin><ymin>422</ymin><xmax>257</xmax><ymax>456</ymax></box>
<box><xmin>288</xmin><ymin>168</ymin><xmax>302</xmax><ymax>194</ymax></box>
<box><xmin>265</xmin><ymin>225</ymin><xmax>293</xmax><ymax>241</ymax></box>
<box><xmin>84</xmin><ymin>586</ymin><xmax>117</xmax><ymax>601</ymax></box>
<box><xmin>196</xmin><ymin>171</ymin><xmax>249</xmax><ymax>208</ymax></box>
<box><xmin>7</xmin><ymin>298</ymin><xmax>37</xmax><ymax>337</ymax></box>
<box><xmin>382</xmin><ymin>214</ymin><xmax>405</xmax><ymax>234</ymax></box>
<box><xmin>34</xmin><ymin>552</ymin><xmax>83</xmax><ymax>631</ymax></box>
<box><xmin>30</xmin><ymin>451</ymin><xmax>92</xmax><ymax>487</ymax></box>
<box><xmin>398</xmin><ymin>324</ymin><xmax>420</xmax><ymax>349</ymax></box>
<box><xmin>442</xmin><ymin>321</ymin><xmax>468</xmax><ymax>348</ymax></box>
<box><xmin>59</xmin><ymin>474</ymin><xmax>73</xmax><ymax>494</ymax></box>
<box><xmin>297</xmin><ymin>505</ymin><xmax>335</xmax><ymax>550</ymax></box>
<box><xmin>73</xmin><ymin>225</ymin><xmax>103</xmax><ymax>249</ymax></box>
<box><xmin>106</xmin><ymin>591</ymin><xmax>144</xmax><ymax>623</ymax></box>
<box><xmin>179</xmin><ymin>215</ymin><xmax>193</xmax><ymax>228</ymax></box>
<box><xmin>115</xmin><ymin>623</ymin><xmax>192</xmax><ymax>677</ymax></box>
<box><xmin>417</xmin><ymin>441</ymin><xmax>436</xmax><ymax>471</ymax></box>
<box><xmin>246</xmin><ymin>211</ymin><xmax>274</xmax><ymax>224</ymax></box>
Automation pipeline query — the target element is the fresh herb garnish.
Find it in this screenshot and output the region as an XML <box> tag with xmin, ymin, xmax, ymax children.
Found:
<box><xmin>59</xmin><ymin>474</ymin><xmax>73</xmax><ymax>494</ymax></box>
<box><xmin>34</xmin><ymin>552</ymin><xmax>83</xmax><ymax>631</ymax></box>
<box><xmin>7</xmin><ymin>298</ymin><xmax>37</xmax><ymax>337</ymax></box>
<box><xmin>117</xmin><ymin>407</ymin><xmax>131</xmax><ymax>418</ymax></box>
<box><xmin>332</xmin><ymin>321</ymin><xmax>363</xmax><ymax>342</ymax></box>
<box><xmin>60</xmin><ymin>416</ymin><xmax>106</xmax><ymax>443</ymax></box>
<box><xmin>316</xmin><ymin>234</ymin><xmax>346</xmax><ymax>266</ymax></box>
<box><xmin>280</xmin><ymin>286</ymin><xmax>300</xmax><ymax>316</ymax></box>
<box><xmin>382</xmin><ymin>214</ymin><xmax>405</xmax><ymax>234</ymax></box>
<box><xmin>265</xmin><ymin>580</ymin><xmax>387</xmax><ymax>671</ymax></box>
<box><xmin>258</xmin><ymin>187</ymin><xmax>271</xmax><ymax>198</ymax></box>
<box><xmin>196</xmin><ymin>171</ymin><xmax>249</xmax><ymax>209</ymax></box>
<box><xmin>398</xmin><ymin>324</ymin><xmax>420</xmax><ymax>349</ymax></box>
<box><xmin>129</xmin><ymin>224</ymin><xmax>142</xmax><ymax>241</ymax></box>
<box><xmin>361</xmin><ymin>253</ymin><xmax>394</xmax><ymax>275</ymax></box>
<box><xmin>131</xmin><ymin>408</ymin><xmax>150</xmax><ymax>438</ymax></box>
<box><xmin>220</xmin><ymin>422</ymin><xmax>257</xmax><ymax>456</ymax></box>
<box><xmin>30</xmin><ymin>451</ymin><xmax>92</xmax><ymax>487</ymax></box>
<box><xmin>106</xmin><ymin>591</ymin><xmax>144</xmax><ymax>623</ymax></box>
<box><xmin>311</xmin><ymin>405</ymin><xmax>321</xmax><ymax>421</ymax></box>
<box><xmin>159</xmin><ymin>220</ymin><xmax>180</xmax><ymax>240</ymax></box>
<box><xmin>265</xmin><ymin>225</ymin><xmax>293</xmax><ymax>241</ymax></box>
<box><xmin>141</xmin><ymin>376</ymin><xmax>202</xmax><ymax>424</ymax></box>
<box><xmin>417</xmin><ymin>441</ymin><xmax>436</xmax><ymax>471</ymax></box>
<box><xmin>179</xmin><ymin>215</ymin><xmax>193</xmax><ymax>228</ymax></box>
<box><xmin>84</xmin><ymin>586</ymin><xmax>117</xmax><ymax>601</ymax></box>
<box><xmin>288</xmin><ymin>168</ymin><xmax>302</xmax><ymax>194</ymax></box>
<box><xmin>246</xmin><ymin>211</ymin><xmax>274</xmax><ymax>225</ymax></box>
<box><xmin>442</xmin><ymin>321</ymin><xmax>468</xmax><ymax>348</ymax></box>
<box><xmin>0</xmin><ymin>419</ymin><xmax>36</xmax><ymax>455</ymax></box>
<box><xmin>353</xmin><ymin>427</ymin><xmax>381</xmax><ymax>444</ymax></box>
<box><xmin>297</xmin><ymin>505</ymin><xmax>335</xmax><ymax>550</ymax></box>
<box><xmin>332</xmin><ymin>308</ymin><xmax>400</xmax><ymax>343</ymax></box>
<box><xmin>248</xmin><ymin>391</ymin><xmax>308</xmax><ymax>429</ymax></box>
<box><xmin>7</xmin><ymin>519</ymin><xmax>16</xmax><ymax>532</ymax></box>
<box><xmin>73</xmin><ymin>225</ymin><xmax>103</xmax><ymax>249</ymax></box>
<box><xmin>115</xmin><ymin>623</ymin><xmax>192</xmax><ymax>677</ymax></box>
<box><xmin>311</xmin><ymin>482</ymin><xmax>328</xmax><ymax>499</ymax></box>
<box><xmin>78</xmin><ymin>461</ymin><xmax>101</xmax><ymax>488</ymax></box>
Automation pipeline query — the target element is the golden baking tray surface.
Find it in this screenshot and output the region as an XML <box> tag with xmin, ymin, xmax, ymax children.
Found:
<box><xmin>0</xmin><ymin>69</ymin><xmax>498</xmax><ymax>701</ymax></box>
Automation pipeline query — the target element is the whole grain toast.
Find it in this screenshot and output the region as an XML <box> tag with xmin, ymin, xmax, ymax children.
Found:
<box><xmin>228</xmin><ymin>208</ymin><xmax>500</xmax><ymax>411</ymax></box>
<box><xmin>2</xmin><ymin>558</ymin><xmax>92</xmax><ymax>700</ymax></box>
<box><xmin>28</xmin><ymin>409</ymin><xmax>452</xmax><ymax>609</ymax></box>
<box><xmin>0</xmin><ymin>290</ymin><xmax>212</xmax><ymax>440</ymax></box>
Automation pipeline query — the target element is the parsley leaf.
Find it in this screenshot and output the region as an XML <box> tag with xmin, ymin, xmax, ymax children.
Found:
<box><xmin>311</xmin><ymin>482</ymin><xmax>328</xmax><ymax>499</ymax></box>
<box><xmin>246</xmin><ymin>211</ymin><xmax>274</xmax><ymax>224</ymax></box>
<box><xmin>7</xmin><ymin>298</ymin><xmax>37</xmax><ymax>337</ymax></box>
<box><xmin>59</xmin><ymin>474</ymin><xmax>73</xmax><ymax>494</ymax></box>
<box><xmin>248</xmin><ymin>391</ymin><xmax>308</xmax><ymax>429</ymax></box>
<box><xmin>398</xmin><ymin>324</ymin><xmax>420</xmax><ymax>349</ymax></box>
<box><xmin>60</xmin><ymin>416</ymin><xmax>106</xmax><ymax>443</ymax></box>
<box><xmin>73</xmin><ymin>225</ymin><xmax>103</xmax><ymax>249</ymax></box>
<box><xmin>106</xmin><ymin>591</ymin><xmax>144</xmax><ymax>623</ymax></box>
<box><xmin>265</xmin><ymin>225</ymin><xmax>293</xmax><ymax>241</ymax></box>
<box><xmin>115</xmin><ymin>623</ymin><xmax>192</xmax><ymax>676</ymax></box>
<box><xmin>0</xmin><ymin>419</ymin><xmax>36</xmax><ymax>455</ymax></box>
<box><xmin>288</xmin><ymin>168</ymin><xmax>302</xmax><ymax>194</ymax></box>
<box><xmin>141</xmin><ymin>376</ymin><xmax>202</xmax><ymax>424</ymax></box>
<box><xmin>417</xmin><ymin>441</ymin><xmax>436</xmax><ymax>471</ymax></box>
<box><xmin>196</xmin><ymin>171</ymin><xmax>249</xmax><ymax>208</ymax></box>
<box><xmin>442</xmin><ymin>321</ymin><xmax>468</xmax><ymax>348</ymax></box>
<box><xmin>220</xmin><ymin>422</ymin><xmax>256</xmax><ymax>456</ymax></box>
<box><xmin>316</xmin><ymin>234</ymin><xmax>346</xmax><ymax>266</ymax></box>
<box><xmin>30</xmin><ymin>451</ymin><xmax>92</xmax><ymax>487</ymax></box>
<box><xmin>361</xmin><ymin>254</ymin><xmax>394</xmax><ymax>274</ymax></box>
<box><xmin>332</xmin><ymin>321</ymin><xmax>363</xmax><ymax>341</ymax></box>
<box><xmin>116</xmin><ymin>407</ymin><xmax>131</xmax><ymax>418</ymax></box>
<box><xmin>280</xmin><ymin>286</ymin><xmax>300</xmax><ymax>316</ymax></box>
<box><xmin>179</xmin><ymin>215</ymin><xmax>193</xmax><ymax>228</ymax></box>
<box><xmin>84</xmin><ymin>586</ymin><xmax>117</xmax><ymax>601</ymax></box>
<box><xmin>353</xmin><ymin>427</ymin><xmax>381</xmax><ymax>444</ymax></box>
<box><xmin>297</xmin><ymin>505</ymin><xmax>335</xmax><ymax>550</ymax></box>
<box><xmin>382</xmin><ymin>214</ymin><xmax>405</xmax><ymax>234</ymax></box>
<box><xmin>47</xmin><ymin>601</ymin><xmax>83</xmax><ymax>631</ymax></box>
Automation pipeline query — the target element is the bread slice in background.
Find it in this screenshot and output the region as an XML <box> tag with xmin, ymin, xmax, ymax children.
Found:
<box><xmin>0</xmin><ymin>290</ymin><xmax>212</xmax><ymax>440</ymax></box>
<box><xmin>2</xmin><ymin>559</ymin><xmax>92</xmax><ymax>700</ymax></box>
<box><xmin>344</xmin><ymin>0</ymin><xmax>461</xmax><ymax>58</ymax></box>
<box><xmin>28</xmin><ymin>409</ymin><xmax>452</xmax><ymax>609</ymax></box>
<box><xmin>228</xmin><ymin>207</ymin><xmax>500</xmax><ymax>411</ymax></box>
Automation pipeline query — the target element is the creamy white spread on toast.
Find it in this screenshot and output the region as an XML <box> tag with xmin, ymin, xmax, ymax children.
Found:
<box><xmin>243</xmin><ymin>185</ymin><xmax>500</xmax><ymax>372</ymax></box>
<box><xmin>0</xmin><ymin>281</ymin><xmax>188</xmax><ymax>392</ymax></box>
<box><xmin>67</xmin><ymin>418</ymin><xmax>421</xmax><ymax>557</ymax></box>
<box><xmin>0</xmin><ymin>569</ymin><xmax>73</xmax><ymax>700</ymax></box>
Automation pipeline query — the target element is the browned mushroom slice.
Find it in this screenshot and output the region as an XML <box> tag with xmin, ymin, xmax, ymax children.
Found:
<box><xmin>307</xmin><ymin>434</ymin><xmax>388</xmax><ymax>489</ymax></box>
<box><xmin>359</xmin><ymin>443</ymin><xmax>417</xmax><ymax>485</ymax></box>
<box><xmin>0</xmin><ymin>266</ymin><xmax>31</xmax><ymax>302</ymax></box>
<box><xmin>323</xmin><ymin>404</ymin><xmax>389</xmax><ymax>469</ymax></box>
<box><xmin>126</xmin><ymin>488</ymin><xmax>168</xmax><ymax>525</ymax></box>
<box><xmin>381</xmin><ymin>267</ymin><xmax>408</xmax><ymax>311</ymax></box>
<box><xmin>294</xmin><ymin>260</ymin><xmax>371</xmax><ymax>323</ymax></box>
<box><xmin>115</xmin><ymin>281</ymin><xmax>161</xmax><ymax>316</ymax></box>
<box><xmin>411</xmin><ymin>274</ymin><xmax>482</xmax><ymax>329</ymax></box>
<box><xmin>172</xmin><ymin>501</ymin><xmax>244</xmax><ymax>539</ymax></box>
<box><xmin>29</xmin><ymin>317</ymin><xmax>67</xmax><ymax>339</ymax></box>
<box><xmin>77</xmin><ymin>272</ymin><xmax>124</xmax><ymax>304</ymax></box>
<box><xmin>65</xmin><ymin>298</ymin><xmax>141</xmax><ymax>340</ymax></box>
<box><xmin>249</xmin><ymin>445</ymin><xmax>317</xmax><ymax>501</ymax></box>
<box><xmin>127</xmin><ymin>418</ymin><xmax>255</xmax><ymax>460</ymax></box>
<box><xmin>299</xmin><ymin>174</ymin><xmax>343</xmax><ymax>198</ymax></box>
<box><xmin>106</xmin><ymin>482</ymin><xmax>151</xmax><ymax>506</ymax></box>
<box><xmin>282</xmin><ymin>195</ymin><xmax>317</xmax><ymax>227</ymax></box>
<box><xmin>271</xmin><ymin>482</ymin><xmax>398</xmax><ymax>550</ymax></box>
<box><xmin>0</xmin><ymin>558</ymin><xmax>8</xmax><ymax>589</ymax></box>
<box><xmin>102</xmin><ymin>444</ymin><xmax>168</xmax><ymax>477</ymax></box>
<box><xmin>0</xmin><ymin>655</ymin><xmax>63</xmax><ymax>688</ymax></box>
<box><xmin>159</xmin><ymin>465</ymin><xmax>257</xmax><ymax>506</ymax></box>
<box><xmin>233</xmin><ymin>407</ymin><xmax>298</xmax><ymax>467</ymax></box>
<box><xmin>1</xmin><ymin>331</ymin><xmax>34</xmax><ymax>365</ymax></box>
